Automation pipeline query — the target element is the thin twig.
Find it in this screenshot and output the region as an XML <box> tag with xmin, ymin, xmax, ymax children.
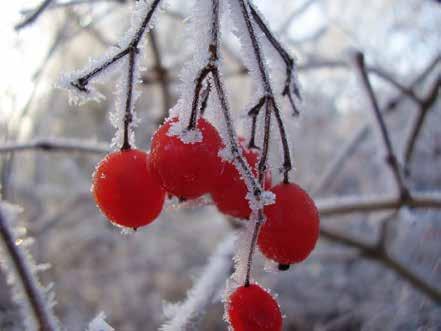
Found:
<box><xmin>70</xmin><ymin>0</ymin><xmax>163</xmax><ymax>150</ymax></box>
<box><xmin>0</xmin><ymin>208</ymin><xmax>58</xmax><ymax>331</ymax></box>
<box><xmin>404</xmin><ymin>74</ymin><xmax>441</xmax><ymax>171</ymax></box>
<box><xmin>352</xmin><ymin>51</ymin><xmax>409</xmax><ymax>199</ymax></box>
<box><xmin>249</xmin><ymin>3</ymin><xmax>301</xmax><ymax>116</ymax></box>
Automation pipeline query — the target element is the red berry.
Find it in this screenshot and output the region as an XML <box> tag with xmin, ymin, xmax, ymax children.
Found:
<box><xmin>258</xmin><ymin>182</ymin><xmax>319</xmax><ymax>265</ymax></box>
<box><xmin>227</xmin><ymin>284</ymin><xmax>282</xmax><ymax>331</ymax></box>
<box><xmin>150</xmin><ymin>117</ymin><xmax>224</xmax><ymax>200</ymax></box>
<box><xmin>92</xmin><ymin>149</ymin><xmax>165</xmax><ymax>228</ymax></box>
<box><xmin>212</xmin><ymin>146</ymin><xmax>271</xmax><ymax>220</ymax></box>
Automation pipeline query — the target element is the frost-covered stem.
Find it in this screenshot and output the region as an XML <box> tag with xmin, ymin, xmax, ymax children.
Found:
<box><xmin>0</xmin><ymin>209</ymin><xmax>58</xmax><ymax>331</ymax></box>
<box><xmin>15</xmin><ymin>0</ymin><xmax>53</xmax><ymax>30</ymax></box>
<box><xmin>352</xmin><ymin>52</ymin><xmax>409</xmax><ymax>200</ymax></box>
<box><xmin>243</xmin><ymin>209</ymin><xmax>264</xmax><ymax>287</ymax></box>
<box><xmin>237</xmin><ymin>0</ymin><xmax>293</xmax><ymax>183</ymax></box>
<box><xmin>403</xmin><ymin>74</ymin><xmax>440</xmax><ymax>171</ymax></box>
<box><xmin>249</xmin><ymin>3</ymin><xmax>301</xmax><ymax>115</ymax></box>
<box><xmin>317</xmin><ymin>192</ymin><xmax>441</xmax><ymax>217</ymax></box>
<box><xmin>70</xmin><ymin>0</ymin><xmax>162</xmax><ymax>93</ymax></box>
<box><xmin>121</xmin><ymin>48</ymin><xmax>136</xmax><ymax>150</ymax></box>
<box><xmin>247</xmin><ymin>97</ymin><xmax>265</xmax><ymax>150</ymax></box>
<box><xmin>194</xmin><ymin>0</ymin><xmax>262</xmax><ymax>197</ymax></box>
<box><xmin>211</xmin><ymin>68</ymin><xmax>261</xmax><ymax>197</ymax></box>
<box><xmin>320</xmin><ymin>226</ymin><xmax>441</xmax><ymax>303</ymax></box>
<box><xmin>199</xmin><ymin>80</ymin><xmax>212</xmax><ymax>117</ymax></box>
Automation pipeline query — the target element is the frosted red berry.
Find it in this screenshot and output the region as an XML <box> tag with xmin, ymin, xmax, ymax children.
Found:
<box><xmin>227</xmin><ymin>284</ymin><xmax>282</xmax><ymax>331</ymax></box>
<box><xmin>92</xmin><ymin>149</ymin><xmax>165</xmax><ymax>228</ymax></box>
<box><xmin>150</xmin><ymin>117</ymin><xmax>224</xmax><ymax>200</ymax></box>
<box><xmin>258</xmin><ymin>182</ymin><xmax>319</xmax><ymax>265</ymax></box>
<box><xmin>212</xmin><ymin>145</ymin><xmax>271</xmax><ymax>220</ymax></box>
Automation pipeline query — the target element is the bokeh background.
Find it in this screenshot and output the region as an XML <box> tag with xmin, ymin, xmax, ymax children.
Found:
<box><xmin>0</xmin><ymin>0</ymin><xmax>440</xmax><ymax>330</ymax></box>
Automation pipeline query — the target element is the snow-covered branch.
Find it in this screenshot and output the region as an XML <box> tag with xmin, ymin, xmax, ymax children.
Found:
<box><xmin>159</xmin><ymin>234</ymin><xmax>235</xmax><ymax>331</ymax></box>
<box><xmin>0</xmin><ymin>203</ymin><xmax>59</xmax><ymax>331</ymax></box>
<box><xmin>59</xmin><ymin>0</ymin><xmax>163</xmax><ymax>150</ymax></box>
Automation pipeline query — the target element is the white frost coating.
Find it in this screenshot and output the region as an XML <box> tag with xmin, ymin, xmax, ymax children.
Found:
<box><xmin>0</xmin><ymin>202</ymin><xmax>60</xmax><ymax>331</ymax></box>
<box><xmin>167</xmin><ymin>0</ymin><xmax>216</xmax><ymax>144</ymax></box>
<box><xmin>225</xmin><ymin>221</ymin><xmax>255</xmax><ymax>295</ymax></box>
<box><xmin>109</xmin><ymin>56</ymin><xmax>141</xmax><ymax>149</ymax></box>
<box><xmin>225</xmin><ymin>0</ymin><xmax>269</xmax><ymax>100</ymax></box>
<box><xmin>59</xmin><ymin>0</ymin><xmax>162</xmax><ymax>148</ymax></box>
<box><xmin>159</xmin><ymin>234</ymin><xmax>236</xmax><ymax>331</ymax></box>
<box><xmin>168</xmin><ymin>121</ymin><xmax>202</xmax><ymax>144</ymax></box>
<box><xmin>87</xmin><ymin>312</ymin><xmax>114</xmax><ymax>331</ymax></box>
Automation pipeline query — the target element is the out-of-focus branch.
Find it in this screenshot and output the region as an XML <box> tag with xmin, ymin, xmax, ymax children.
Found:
<box><xmin>276</xmin><ymin>0</ymin><xmax>322</xmax><ymax>34</ymax></box>
<box><xmin>352</xmin><ymin>51</ymin><xmax>409</xmax><ymax>199</ymax></box>
<box><xmin>149</xmin><ymin>31</ymin><xmax>172</xmax><ymax>124</ymax></box>
<box><xmin>15</xmin><ymin>0</ymin><xmax>54</xmax><ymax>30</ymax></box>
<box><xmin>404</xmin><ymin>74</ymin><xmax>441</xmax><ymax>171</ymax></box>
<box><xmin>0</xmin><ymin>138</ymin><xmax>109</xmax><ymax>154</ymax></box>
<box><xmin>317</xmin><ymin>192</ymin><xmax>441</xmax><ymax>217</ymax></box>
<box><xmin>0</xmin><ymin>207</ymin><xmax>59</xmax><ymax>331</ymax></box>
<box><xmin>311</xmin><ymin>54</ymin><xmax>440</xmax><ymax>195</ymax></box>
<box><xmin>320</xmin><ymin>225</ymin><xmax>441</xmax><ymax>303</ymax></box>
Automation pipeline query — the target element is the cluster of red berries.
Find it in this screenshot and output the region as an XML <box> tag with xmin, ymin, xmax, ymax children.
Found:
<box><xmin>91</xmin><ymin>116</ymin><xmax>319</xmax><ymax>330</ymax></box>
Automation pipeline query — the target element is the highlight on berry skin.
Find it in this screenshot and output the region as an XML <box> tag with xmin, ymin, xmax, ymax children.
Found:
<box><xmin>92</xmin><ymin>149</ymin><xmax>166</xmax><ymax>229</ymax></box>
<box><xmin>227</xmin><ymin>284</ymin><xmax>283</xmax><ymax>331</ymax></box>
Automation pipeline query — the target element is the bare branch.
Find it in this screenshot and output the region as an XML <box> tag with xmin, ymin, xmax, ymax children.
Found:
<box><xmin>351</xmin><ymin>51</ymin><xmax>409</xmax><ymax>199</ymax></box>
<box><xmin>0</xmin><ymin>138</ymin><xmax>110</xmax><ymax>154</ymax></box>
<box><xmin>311</xmin><ymin>54</ymin><xmax>441</xmax><ymax>195</ymax></box>
<box><xmin>320</xmin><ymin>226</ymin><xmax>441</xmax><ymax>303</ymax></box>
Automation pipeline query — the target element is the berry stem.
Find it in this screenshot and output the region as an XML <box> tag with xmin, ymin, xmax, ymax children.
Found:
<box><xmin>236</xmin><ymin>0</ymin><xmax>295</xmax><ymax>286</ymax></box>
<box><xmin>249</xmin><ymin>3</ymin><xmax>301</xmax><ymax>116</ymax></box>
<box><xmin>71</xmin><ymin>0</ymin><xmax>162</xmax><ymax>91</ymax></box>
<box><xmin>187</xmin><ymin>0</ymin><xmax>263</xmax><ymax>200</ymax></box>
<box><xmin>121</xmin><ymin>47</ymin><xmax>137</xmax><ymax>151</ymax></box>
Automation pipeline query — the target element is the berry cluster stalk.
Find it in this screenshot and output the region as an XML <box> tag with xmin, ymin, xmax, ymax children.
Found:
<box><xmin>69</xmin><ymin>0</ymin><xmax>163</xmax><ymax>151</ymax></box>
<box><xmin>235</xmin><ymin>0</ymin><xmax>295</xmax><ymax>285</ymax></box>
